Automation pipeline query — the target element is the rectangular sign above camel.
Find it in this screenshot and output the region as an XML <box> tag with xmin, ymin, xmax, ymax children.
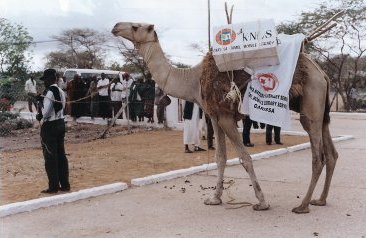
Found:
<box><xmin>212</xmin><ymin>19</ymin><xmax>280</xmax><ymax>72</ymax></box>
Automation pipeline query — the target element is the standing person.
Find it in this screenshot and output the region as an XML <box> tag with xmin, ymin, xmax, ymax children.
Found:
<box><xmin>97</xmin><ymin>73</ymin><xmax>111</xmax><ymax>120</ymax></box>
<box><xmin>87</xmin><ymin>76</ymin><xmax>99</xmax><ymax>119</ymax></box>
<box><xmin>242</xmin><ymin>117</ymin><xmax>265</xmax><ymax>147</ymax></box>
<box><xmin>142</xmin><ymin>76</ymin><xmax>155</xmax><ymax>123</ymax></box>
<box><xmin>36</xmin><ymin>68</ymin><xmax>70</xmax><ymax>193</ymax></box>
<box><xmin>266</xmin><ymin>124</ymin><xmax>282</xmax><ymax>145</ymax></box>
<box><xmin>155</xmin><ymin>86</ymin><xmax>167</xmax><ymax>124</ymax></box>
<box><xmin>183</xmin><ymin>101</ymin><xmax>206</xmax><ymax>153</ymax></box>
<box><xmin>242</xmin><ymin>116</ymin><xmax>255</xmax><ymax>147</ymax></box>
<box><xmin>120</xmin><ymin>72</ymin><xmax>133</xmax><ymax>120</ymax></box>
<box><xmin>70</xmin><ymin>74</ymin><xmax>86</xmax><ymax>120</ymax></box>
<box><xmin>128</xmin><ymin>77</ymin><xmax>144</xmax><ymax>122</ymax></box>
<box><xmin>24</xmin><ymin>75</ymin><xmax>37</xmax><ymax>112</ymax></box>
<box><xmin>110</xmin><ymin>77</ymin><xmax>123</xmax><ymax>119</ymax></box>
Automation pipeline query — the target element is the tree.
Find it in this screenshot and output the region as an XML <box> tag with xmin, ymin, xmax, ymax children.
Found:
<box><xmin>277</xmin><ymin>0</ymin><xmax>366</xmax><ymax>111</ymax></box>
<box><xmin>114</xmin><ymin>38</ymin><xmax>152</xmax><ymax>79</ymax></box>
<box><xmin>0</xmin><ymin>18</ymin><xmax>33</xmax><ymax>78</ymax></box>
<box><xmin>46</xmin><ymin>28</ymin><xmax>106</xmax><ymax>69</ymax></box>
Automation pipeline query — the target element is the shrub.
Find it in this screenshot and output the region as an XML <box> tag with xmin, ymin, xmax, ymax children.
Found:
<box><xmin>0</xmin><ymin>112</ymin><xmax>33</xmax><ymax>136</ymax></box>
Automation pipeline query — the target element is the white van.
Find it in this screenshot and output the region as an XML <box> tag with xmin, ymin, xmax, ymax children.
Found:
<box><xmin>63</xmin><ymin>68</ymin><xmax>123</xmax><ymax>81</ymax></box>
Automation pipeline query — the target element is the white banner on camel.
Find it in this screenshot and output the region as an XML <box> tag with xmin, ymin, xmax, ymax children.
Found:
<box><xmin>212</xmin><ymin>19</ymin><xmax>279</xmax><ymax>72</ymax></box>
<box><xmin>240</xmin><ymin>33</ymin><xmax>305</xmax><ymax>129</ymax></box>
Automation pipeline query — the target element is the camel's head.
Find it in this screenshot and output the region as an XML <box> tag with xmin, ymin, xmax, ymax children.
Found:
<box><xmin>112</xmin><ymin>22</ymin><xmax>157</xmax><ymax>45</ymax></box>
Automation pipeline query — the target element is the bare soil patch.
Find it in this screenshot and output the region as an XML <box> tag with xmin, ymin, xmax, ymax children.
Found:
<box><xmin>0</xmin><ymin>123</ymin><xmax>308</xmax><ymax>204</ymax></box>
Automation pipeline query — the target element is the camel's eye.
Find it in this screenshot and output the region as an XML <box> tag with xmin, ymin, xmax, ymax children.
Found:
<box><xmin>132</xmin><ymin>26</ymin><xmax>138</xmax><ymax>31</ymax></box>
<box><xmin>147</xmin><ymin>24</ymin><xmax>154</xmax><ymax>32</ymax></box>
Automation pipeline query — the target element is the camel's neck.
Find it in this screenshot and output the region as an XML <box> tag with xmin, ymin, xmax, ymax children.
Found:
<box><xmin>138</xmin><ymin>41</ymin><xmax>203</xmax><ymax>103</ymax></box>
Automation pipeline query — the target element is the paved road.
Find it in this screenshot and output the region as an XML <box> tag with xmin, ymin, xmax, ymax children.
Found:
<box><xmin>1</xmin><ymin>114</ymin><xmax>366</xmax><ymax>238</ymax></box>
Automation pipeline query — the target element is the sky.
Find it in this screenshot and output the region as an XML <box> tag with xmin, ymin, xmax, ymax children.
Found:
<box><xmin>0</xmin><ymin>0</ymin><xmax>323</xmax><ymax>71</ymax></box>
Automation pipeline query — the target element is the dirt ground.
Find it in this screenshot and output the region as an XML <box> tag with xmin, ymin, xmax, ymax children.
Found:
<box><xmin>0</xmin><ymin>123</ymin><xmax>308</xmax><ymax>205</ymax></box>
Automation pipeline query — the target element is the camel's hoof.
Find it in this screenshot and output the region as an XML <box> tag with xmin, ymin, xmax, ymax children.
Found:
<box><xmin>310</xmin><ymin>199</ymin><xmax>326</xmax><ymax>206</ymax></box>
<box><xmin>292</xmin><ymin>206</ymin><xmax>310</xmax><ymax>214</ymax></box>
<box><xmin>252</xmin><ymin>203</ymin><xmax>270</xmax><ymax>211</ymax></box>
<box><xmin>204</xmin><ymin>197</ymin><xmax>222</xmax><ymax>205</ymax></box>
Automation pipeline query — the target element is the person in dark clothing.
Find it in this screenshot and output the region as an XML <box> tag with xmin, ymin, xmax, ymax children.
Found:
<box><xmin>242</xmin><ymin>116</ymin><xmax>255</xmax><ymax>147</ymax></box>
<box><xmin>70</xmin><ymin>74</ymin><xmax>86</xmax><ymax>120</ymax></box>
<box><xmin>142</xmin><ymin>78</ymin><xmax>156</xmax><ymax>123</ymax></box>
<box><xmin>266</xmin><ymin>124</ymin><xmax>282</xmax><ymax>145</ymax></box>
<box><xmin>242</xmin><ymin>116</ymin><xmax>265</xmax><ymax>147</ymax></box>
<box><xmin>36</xmin><ymin>68</ymin><xmax>70</xmax><ymax>194</ymax></box>
<box><xmin>128</xmin><ymin>78</ymin><xmax>144</xmax><ymax>122</ymax></box>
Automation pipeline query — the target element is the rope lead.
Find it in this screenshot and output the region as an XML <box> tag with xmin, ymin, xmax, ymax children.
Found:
<box><xmin>225</xmin><ymin>81</ymin><xmax>242</xmax><ymax>112</ymax></box>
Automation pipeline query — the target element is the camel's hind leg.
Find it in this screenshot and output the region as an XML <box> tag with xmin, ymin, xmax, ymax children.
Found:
<box><xmin>218</xmin><ymin>115</ymin><xmax>269</xmax><ymax>211</ymax></box>
<box><xmin>292</xmin><ymin>114</ymin><xmax>325</xmax><ymax>214</ymax></box>
<box><xmin>310</xmin><ymin>124</ymin><xmax>339</xmax><ymax>206</ymax></box>
<box><xmin>204</xmin><ymin>117</ymin><xmax>226</xmax><ymax>205</ymax></box>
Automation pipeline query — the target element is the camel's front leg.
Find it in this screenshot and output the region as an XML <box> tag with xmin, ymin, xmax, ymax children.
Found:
<box><xmin>204</xmin><ymin>117</ymin><xmax>226</xmax><ymax>205</ymax></box>
<box><xmin>219</xmin><ymin>115</ymin><xmax>269</xmax><ymax>211</ymax></box>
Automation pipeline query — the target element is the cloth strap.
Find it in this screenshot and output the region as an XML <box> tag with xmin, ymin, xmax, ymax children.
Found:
<box><xmin>48</xmin><ymin>86</ymin><xmax>62</xmax><ymax>113</ymax></box>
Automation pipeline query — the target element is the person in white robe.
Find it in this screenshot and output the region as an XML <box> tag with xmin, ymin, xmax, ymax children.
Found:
<box><xmin>183</xmin><ymin>101</ymin><xmax>206</xmax><ymax>153</ymax></box>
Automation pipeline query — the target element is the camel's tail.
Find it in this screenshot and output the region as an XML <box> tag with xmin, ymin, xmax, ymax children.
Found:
<box><xmin>323</xmin><ymin>74</ymin><xmax>331</xmax><ymax>124</ymax></box>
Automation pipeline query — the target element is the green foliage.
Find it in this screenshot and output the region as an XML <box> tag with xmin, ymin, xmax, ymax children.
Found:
<box><xmin>0</xmin><ymin>76</ymin><xmax>31</xmax><ymax>104</ymax></box>
<box><xmin>0</xmin><ymin>111</ymin><xmax>18</xmax><ymax>122</ymax></box>
<box><xmin>0</xmin><ymin>112</ymin><xmax>32</xmax><ymax>136</ymax></box>
<box><xmin>0</xmin><ymin>97</ymin><xmax>12</xmax><ymax>111</ymax></box>
<box><xmin>0</xmin><ymin>18</ymin><xmax>33</xmax><ymax>78</ymax></box>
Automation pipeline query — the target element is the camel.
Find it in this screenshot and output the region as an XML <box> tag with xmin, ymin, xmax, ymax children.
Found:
<box><xmin>112</xmin><ymin>22</ymin><xmax>338</xmax><ymax>214</ymax></box>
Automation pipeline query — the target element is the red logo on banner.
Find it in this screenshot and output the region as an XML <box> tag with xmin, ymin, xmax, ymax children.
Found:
<box><xmin>215</xmin><ymin>28</ymin><xmax>236</xmax><ymax>46</ymax></box>
<box><xmin>256</xmin><ymin>73</ymin><xmax>279</xmax><ymax>93</ymax></box>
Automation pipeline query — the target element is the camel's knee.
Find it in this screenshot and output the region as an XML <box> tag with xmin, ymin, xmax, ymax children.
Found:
<box><xmin>312</xmin><ymin>158</ymin><xmax>324</xmax><ymax>174</ymax></box>
<box><xmin>325</xmin><ymin>154</ymin><xmax>337</xmax><ymax>168</ymax></box>
<box><xmin>239</xmin><ymin>156</ymin><xmax>253</xmax><ymax>172</ymax></box>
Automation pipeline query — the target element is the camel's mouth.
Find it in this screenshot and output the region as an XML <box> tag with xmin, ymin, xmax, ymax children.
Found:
<box><xmin>111</xmin><ymin>28</ymin><xmax>119</xmax><ymax>36</ymax></box>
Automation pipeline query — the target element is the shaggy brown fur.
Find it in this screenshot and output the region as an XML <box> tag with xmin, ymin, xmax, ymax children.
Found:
<box><xmin>200</xmin><ymin>52</ymin><xmax>250</xmax><ymax>120</ymax></box>
<box><xmin>200</xmin><ymin>52</ymin><xmax>313</xmax><ymax>118</ymax></box>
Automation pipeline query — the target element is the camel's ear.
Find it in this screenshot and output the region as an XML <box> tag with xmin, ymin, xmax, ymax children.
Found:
<box><xmin>132</xmin><ymin>26</ymin><xmax>139</xmax><ymax>32</ymax></box>
<box><xmin>147</xmin><ymin>24</ymin><xmax>154</xmax><ymax>32</ymax></box>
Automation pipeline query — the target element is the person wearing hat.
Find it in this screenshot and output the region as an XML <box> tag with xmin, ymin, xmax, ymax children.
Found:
<box><xmin>36</xmin><ymin>68</ymin><xmax>70</xmax><ymax>194</ymax></box>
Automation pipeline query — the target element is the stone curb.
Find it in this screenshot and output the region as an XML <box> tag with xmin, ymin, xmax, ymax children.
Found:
<box><xmin>131</xmin><ymin>135</ymin><xmax>354</xmax><ymax>186</ymax></box>
<box><xmin>0</xmin><ymin>182</ymin><xmax>128</xmax><ymax>218</ymax></box>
